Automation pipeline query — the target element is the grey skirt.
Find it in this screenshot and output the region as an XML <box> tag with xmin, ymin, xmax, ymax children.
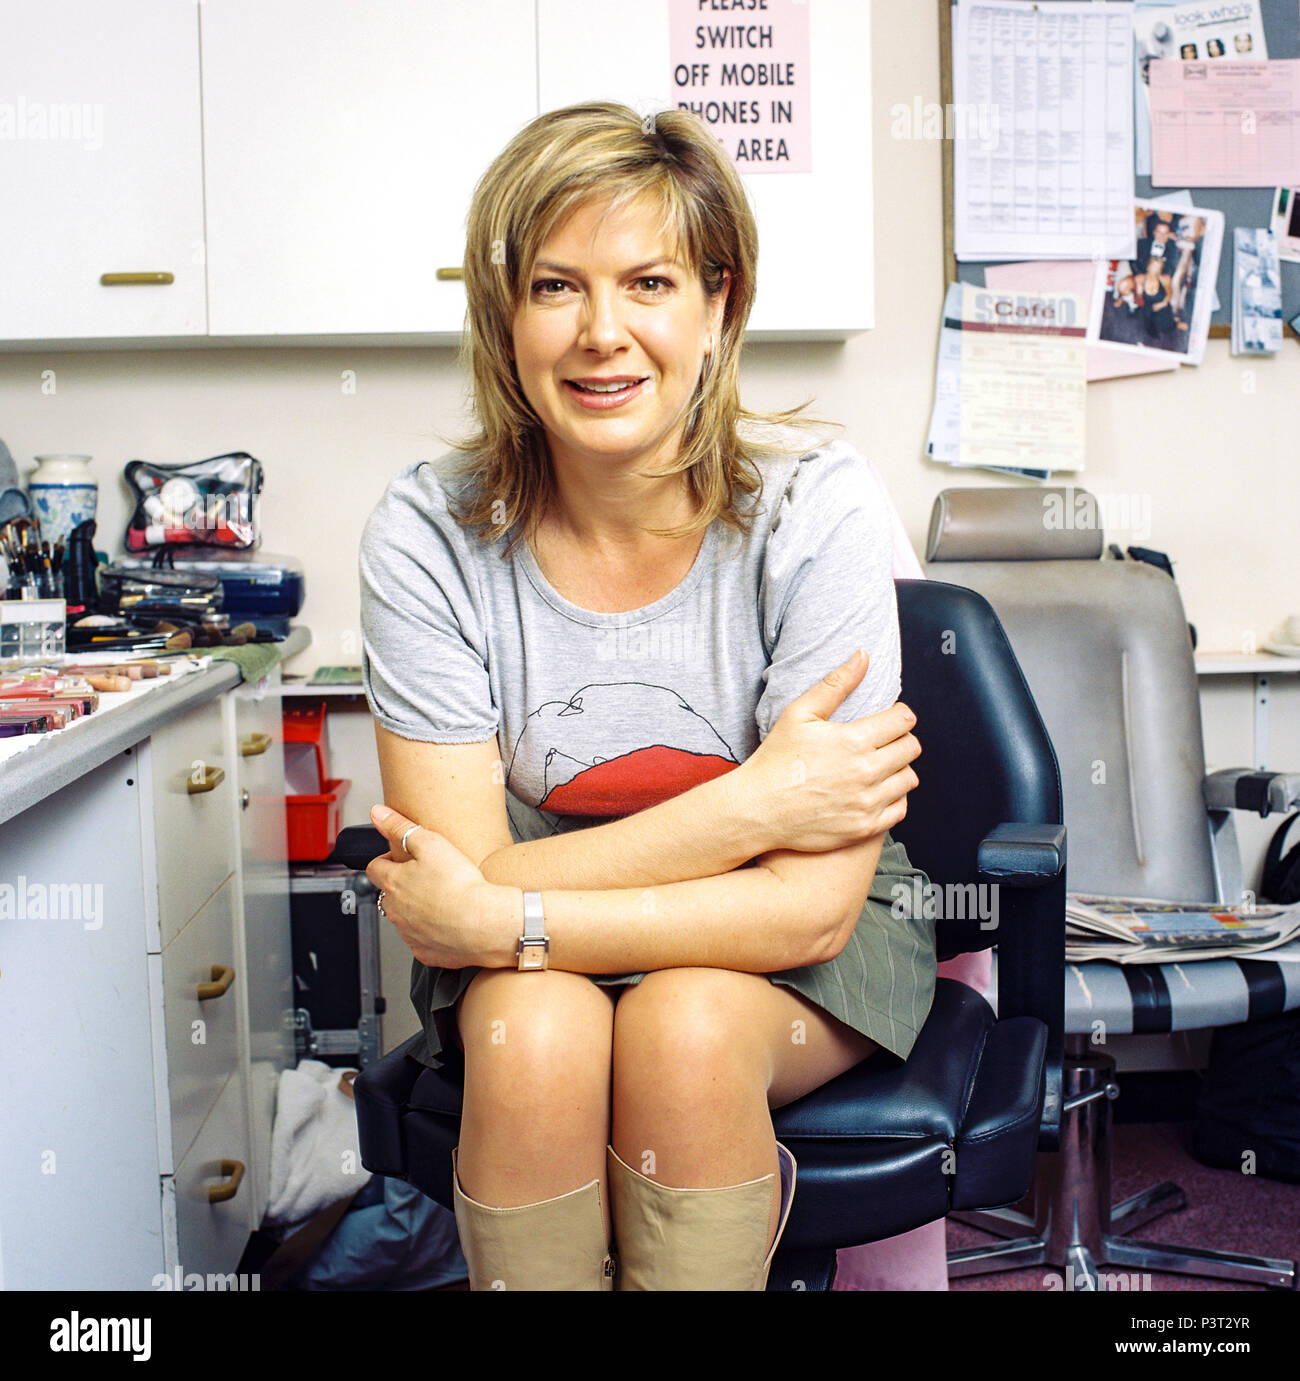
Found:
<box><xmin>407</xmin><ymin>830</ymin><xmax>938</xmax><ymax>1072</ymax></box>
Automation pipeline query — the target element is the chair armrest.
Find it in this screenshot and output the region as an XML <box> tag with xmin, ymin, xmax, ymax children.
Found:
<box><xmin>978</xmin><ymin>821</ymin><xmax>1066</xmax><ymax>1151</ymax></box>
<box><xmin>978</xmin><ymin>822</ymin><xmax>1066</xmax><ymax>886</ymax></box>
<box><xmin>1204</xmin><ymin>769</ymin><xmax>1300</xmax><ymax>818</ymax></box>
<box><xmin>329</xmin><ymin>824</ymin><xmax>391</xmax><ymax>871</ymax></box>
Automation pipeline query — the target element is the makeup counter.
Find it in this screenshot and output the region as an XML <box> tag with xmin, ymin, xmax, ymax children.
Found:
<box><xmin>0</xmin><ymin>625</ymin><xmax>311</xmax><ymax>1289</ymax></box>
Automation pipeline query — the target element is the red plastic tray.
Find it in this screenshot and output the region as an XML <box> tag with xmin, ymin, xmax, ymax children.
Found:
<box><xmin>286</xmin><ymin>776</ymin><xmax>350</xmax><ymax>862</ymax></box>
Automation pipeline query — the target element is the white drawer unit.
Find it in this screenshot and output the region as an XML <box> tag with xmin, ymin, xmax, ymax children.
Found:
<box><xmin>171</xmin><ymin>1069</ymin><xmax>254</xmax><ymax>1285</ymax></box>
<box><xmin>228</xmin><ymin>669</ymin><xmax>295</xmax><ymax>1229</ymax></box>
<box><xmin>0</xmin><ymin>666</ymin><xmax>296</xmax><ymax>1289</ymax></box>
<box><xmin>162</xmin><ymin>877</ymin><xmax>241</xmax><ymax>1170</ymax></box>
<box><xmin>144</xmin><ymin>692</ymin><xmax>237</xmax><ymax>948</ymax></box>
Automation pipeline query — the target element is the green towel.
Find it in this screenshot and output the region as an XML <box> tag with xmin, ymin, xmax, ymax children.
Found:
<box><xmin>206</xmin><ymin>640</ymin><xmax>285</xmax><ymax>683</ymax></box>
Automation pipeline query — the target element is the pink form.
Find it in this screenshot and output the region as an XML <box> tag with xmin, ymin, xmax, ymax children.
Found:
<box><xmin>1150</xmin><ymin>59</ymin><xmax>1300</xmax><ymax>188</ymax></box>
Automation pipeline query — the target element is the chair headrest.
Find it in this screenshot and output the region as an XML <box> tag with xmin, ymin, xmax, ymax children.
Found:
<box><xmin>926</xmin><ymin>487</ymin><xmax>1105</xmax><ymax>562</ymax></box>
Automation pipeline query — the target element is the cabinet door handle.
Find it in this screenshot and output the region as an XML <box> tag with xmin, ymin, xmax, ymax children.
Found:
<box><xmin>99</xmin><ymin>271</ymin><xmax>175</xmax><ymax>285</ymax></box>
<box><xmin>186</xmin><ymin>765</ymin><xmax>226</xmax><ymax>794</ymax></box>
<box><xmin>207</xmin><ymin>1159</ymin><xmax>245</xmax><ymax>1204</ymax></box>
<box><xmin>435</xmin><ymin>267</ymin><xmax>464</xmax><ymax>280</ymax></box>
<box><xmin>197</xmin><ymin>963</ymin><xmax>235</xmax><ymax>1000</ymax></box>
<box><xmin>240</xmin><ymin>731</ymin><xmax>273</xmax><ymax>757</ymax></box>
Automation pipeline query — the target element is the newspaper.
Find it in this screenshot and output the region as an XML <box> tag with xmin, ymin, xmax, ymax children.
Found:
<box><xmin>1231</xmin><ymin>227</ymin><xmax>1284</xmax><ymax>355</ymax></box>
<box><xmin>1066</xmin><ymin>892</ymin><xmax>1300</xmax><ymax>964</ymax></box>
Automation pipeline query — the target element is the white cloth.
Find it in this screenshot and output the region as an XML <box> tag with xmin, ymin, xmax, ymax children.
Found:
<box><xmin>265</xmin><ymin>1059</ymin><xmax>371</xmax><ymax>1228</ymax></box>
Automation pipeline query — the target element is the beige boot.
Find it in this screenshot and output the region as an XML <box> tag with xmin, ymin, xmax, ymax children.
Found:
<box><xmin>606</xmin><ymin>1142</ymin><xmax>797</xmax><ymax>1291</ymax></box>
<box><xmin>451</xmin><ymin>1147</ymin><xmax>616</xmax><ymax>1291</ymax></box>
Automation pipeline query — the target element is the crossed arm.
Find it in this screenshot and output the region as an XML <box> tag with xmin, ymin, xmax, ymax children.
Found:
<box><xmin>374</xmin><ymin>725</ymin><xmax>888</xmax><ymax>974</ymax></box>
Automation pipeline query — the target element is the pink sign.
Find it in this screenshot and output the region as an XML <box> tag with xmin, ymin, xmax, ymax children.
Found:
<box><xmin>668</xmin><ymin>0</ymin><xmax>811</xmax><ymax>173</ymax></box>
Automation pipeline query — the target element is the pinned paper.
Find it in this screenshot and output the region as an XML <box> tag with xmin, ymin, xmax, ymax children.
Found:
<box><xmin>668</xmin><ymin>0</ymin><xmax>810</xmax><ymax>172</ymax></box>
<box><xmin>953</xmin><ymin>1</ymin><xmax>1137</xmax><ymax>262</ymax></box>
<box><xmin>926</xmin><ymin>283</ymin><xmax>1087</xmax><ymax>478</ymax></box>
<box><xmin>1232</xmin><ymin>227</ymin><xmax>1283</xmax><ymax>354</ymax></box>
<box><xmin>1150</xmin><ymin>59</ymin><xmax>1300</xmax><ymax>187</ymax></box>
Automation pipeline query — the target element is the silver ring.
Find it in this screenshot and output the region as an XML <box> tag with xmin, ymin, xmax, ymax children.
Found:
<box><xmin>400</xmin><ymin>825</ymin><xmax>420</xmax><ymax>854</ymax></box>
<box><xmin>377</xmin><ymin>890</ymin><xmax>387</xmax><ymax>917</ymax></box>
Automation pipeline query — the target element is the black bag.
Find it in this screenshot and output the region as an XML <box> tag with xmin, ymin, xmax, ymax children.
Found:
<box><xmin>1261</xmin><ymin>812</ymin><xmax>1300</xmax><ymax>906</ymax></box>
<box><xmin>1193</xmin><ymin>1011</ymin><xmax>1300</xmax><ymax>1184</ymax></box>
<box><xmin>1191</xmin><ymin>812</ymin><xmax>1300</xmax><ymax>1183</ymax></box>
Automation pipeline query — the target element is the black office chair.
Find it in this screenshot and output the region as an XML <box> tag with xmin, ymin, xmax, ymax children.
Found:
<box><xmin>340</xmin><ymin>579</ymin><xmax>1066</xmax><ymax>1289</ymax></box>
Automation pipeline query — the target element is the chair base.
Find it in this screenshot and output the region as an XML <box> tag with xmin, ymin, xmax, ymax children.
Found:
<box><xmin>946</xmin><ymin>1038</ymin><xmax>1298</xmax><ymax>1291</ymax></box>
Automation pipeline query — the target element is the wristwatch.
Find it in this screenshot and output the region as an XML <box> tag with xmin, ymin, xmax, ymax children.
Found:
<box><xmin>516</xmin><ymin>891</ymin><xmax>549</xmax><ymax>971</ymax></box>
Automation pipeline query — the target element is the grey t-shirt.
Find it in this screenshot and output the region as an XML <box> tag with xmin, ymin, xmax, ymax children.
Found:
<box><xmin>358</xmin><ymin>438</ymin><xmax>900</xmax><ymax>844</ymax></box>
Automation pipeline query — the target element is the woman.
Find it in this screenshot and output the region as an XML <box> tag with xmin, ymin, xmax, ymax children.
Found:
<box><xmin>1110</xmin><ymin>271</ymin><xmax>1145</xmax><ymax>346</ymax></box>
<box><xmin>358</xmin><ymin>102</ymin><xmax>933</xmax><ymax>1291</ymax></box>
<box><xmin>1139</xmin><ymin>256</ymin><xmax>1179</xmax><ymax>347</ymax></box>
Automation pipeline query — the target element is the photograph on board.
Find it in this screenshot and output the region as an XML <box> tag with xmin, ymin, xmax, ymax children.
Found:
<box><xmin>1088</xmin><ymin>200</ymin><xmax>1224</xmax><ymax>365</ymax></box>
<box><xmin>1271</xmin><ymin>186</ymin><xmax>1300</xmax><ymax>263</ymax></box>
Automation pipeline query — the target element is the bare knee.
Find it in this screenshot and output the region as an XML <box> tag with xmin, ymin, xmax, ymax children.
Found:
<box><xmin>612</xmin><ymin>968</ymin><xmax>771</xmax><ymax>1102</ymax></box>
<box><xmin>459</xmin><ymin>968</ymin><xmax>615</xmax><ymax>1111</ymax></box>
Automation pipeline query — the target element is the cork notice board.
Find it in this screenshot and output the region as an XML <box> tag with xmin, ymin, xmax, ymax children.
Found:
<box><xmin>939</xmin><ymin>0</ymin><xmax>1300</xmax><ymax>337</ymax></box>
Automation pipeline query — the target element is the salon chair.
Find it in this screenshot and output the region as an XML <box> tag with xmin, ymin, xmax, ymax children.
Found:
<box><xmin>925</xmin><ymin>486</ymin><xmax>1300</xmax><ymax>1290</ymax></box>
<box><xmin>340</xmin><ymin>578</ymin><xmax>1067</xmax><ymax>1290</ymax></box>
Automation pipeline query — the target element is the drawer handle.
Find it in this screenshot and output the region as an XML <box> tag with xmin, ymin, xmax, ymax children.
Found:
<box><xmin>435</xmin><ymin>266</ymin><xmax>464</xmax><ymax>280</ymax></box>
<box><xmin>186</xmin><ymin>764</ymin><xmax>226</xmax><ymax>794</ymax></box>
<box><xmin>240</xmin><ymin>731</ymin><xmax>273</xmax><ymax>757</ymax></box>
<box><xmin>197</xmin><ymin>963</ymin><xmax>235</xmax><ymax>1000</ymax></box>
<box><xmin>99</xmin><ymin>271</ymin><xmax>175</xmax><ymax>285</ymax></box>
<box><xmin>207</xmin><ymin>1159</ymin><xmax>245</xmax><ymax>1204</ymax></box>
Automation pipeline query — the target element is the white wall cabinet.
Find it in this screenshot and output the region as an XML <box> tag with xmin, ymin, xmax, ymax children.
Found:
<box><xmin>199</xmin><ymin>0</ymin><xmax>537</xmax><ymax>338</ymax></box>
<box><xmin>0</xmin><ymin>0</ymin><xmax>871</xmax><ymax>347</ymax></box>
<box><xmin>0</xmin><ymin>0</ymin><xmax>207</xmax><ymax>341</ymax></box>
<box><xmin>0</xmin><ymin>673</ymin><xmax>293</xmax><ymax>1289</ymax></box>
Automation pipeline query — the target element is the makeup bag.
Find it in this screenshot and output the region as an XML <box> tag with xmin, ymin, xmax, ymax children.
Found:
<box><xmin>123</xmin><ymin>451</ymin><xmax>262</xmax><ymax>552</ymax></box>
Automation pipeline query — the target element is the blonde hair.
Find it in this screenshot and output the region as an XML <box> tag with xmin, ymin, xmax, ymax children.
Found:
<box><xmin>434</xmin><ymin>101</ymin><xmax>839</xmax><ymax>558</ymax></box>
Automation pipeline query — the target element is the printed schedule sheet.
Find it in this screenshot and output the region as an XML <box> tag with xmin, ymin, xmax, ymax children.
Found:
<box><xmin>954</xmin><ymin>0</ymin><xmax>1137</xmax><ymax>261</ymax></box>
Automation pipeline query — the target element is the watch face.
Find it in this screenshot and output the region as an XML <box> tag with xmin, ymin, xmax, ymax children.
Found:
<box><xmin>517</xmin><ymin>939</ymin><xmax>548</xmax><ymax>970</ymax></box>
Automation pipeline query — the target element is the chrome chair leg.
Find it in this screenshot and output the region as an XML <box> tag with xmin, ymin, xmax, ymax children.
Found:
<box><xmin>946</xmin><ymin>1037</ymin><xmax>1299</xmax><ymax>1290</ymax></box>
<box><xmin>1103</xmin><ymin>1234</ymin><xmax>1296</xmax><ymax>1288</ymax></box>
<box><xmin>947</xmin><ymin>1235</ymin><xmax>1048</xmax><ymax>1276</ymax></box>
<box><xmin>948</xmin><ymin>1206</ymin><xmax>1036</xmax><ymax>1239</ymax></box>
<box><xmin>1109</xmin><ymin>1180</ymin><xmax>1186</xmax><ymax>1236</ymax></box>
